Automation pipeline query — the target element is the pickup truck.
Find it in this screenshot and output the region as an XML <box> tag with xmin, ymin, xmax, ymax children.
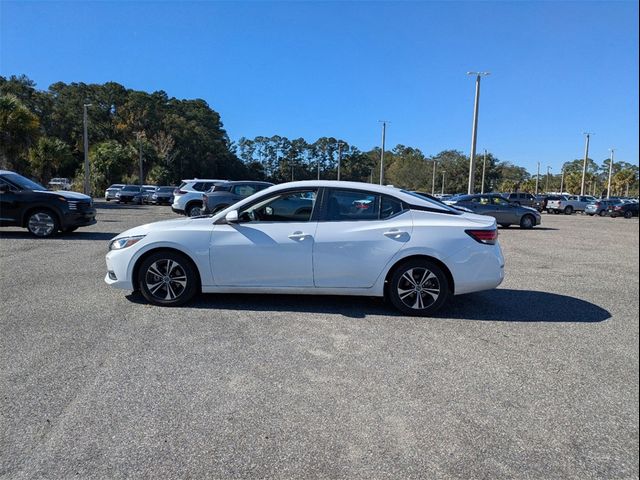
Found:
<box><xmin>547</xmin><ymin>195</ymin><xmax>597</xmax><ymax>214</ymax></box>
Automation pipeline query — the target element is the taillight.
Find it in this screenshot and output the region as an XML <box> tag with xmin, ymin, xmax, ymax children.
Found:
<box><xmin>466</xmin><ymin>229</ymin><xmax>498</xmax><ymax>245</ymax></box>
<box><xmin>177</xmin><ymin>189</ymin><xmax>188</xmax><ymax>195</ymax></box>
<box><xmin>615</xmin><ymin>206</ymin><xmax>623</xmax><ymax>211</ymax></box>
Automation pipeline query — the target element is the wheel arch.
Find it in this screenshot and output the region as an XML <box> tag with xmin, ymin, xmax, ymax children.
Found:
<box><xmin>131</xmin><ymin>247</ymin><xmax>202</xmax><ymax>291</ymax></box>
<box><xmin>383</xmin><ymin>254</ymin><xmax>455</xmax><ymax>296</ymax></box>
<box><xmin>21</xmin><ymin>205</ymin><xmax>63</xmax><ymax>228</ymax></box>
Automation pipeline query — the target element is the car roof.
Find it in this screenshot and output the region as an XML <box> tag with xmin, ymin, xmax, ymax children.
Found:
<box><xmin>217</xmin><ymin>180</ymin><xmax>274</xmax><ymax>186</ymax></box>
<box><xmin>181</xmin><ymin>178</ymin><xmax>226</xmax><ymax>183</ymax></box>
<box><xmin>259</xmin><ymin>181</ymin><xmax>456</xmax><ymax>212</ymax></box>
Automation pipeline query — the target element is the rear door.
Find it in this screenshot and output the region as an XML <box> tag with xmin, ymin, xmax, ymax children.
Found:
<box><xmin>313</xmin><ymin>188</ymin><xmax>412</xmax><ymax>288</ymax></box>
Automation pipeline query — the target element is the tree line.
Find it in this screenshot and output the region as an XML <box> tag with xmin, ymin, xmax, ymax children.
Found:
<box><xmin>1</xmin><ymin>74</ymin><xmax>638</xmax><ymax>196</ymax></box>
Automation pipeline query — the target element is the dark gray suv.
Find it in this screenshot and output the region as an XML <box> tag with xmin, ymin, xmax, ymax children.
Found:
<box><xmin>202</xmin><ymin>181</ymin><xmax>273</xmax><ymax>214</ymax></box>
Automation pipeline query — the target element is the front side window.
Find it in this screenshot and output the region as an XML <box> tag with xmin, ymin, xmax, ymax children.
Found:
<box><xmin>239</xmin><ymin>189</ymin><xmax>317</xmax><ymax>223</ymax></box>
<box><xmin>492</xmin><ymin>196</ymin><xmax>510</xmax><ymax>206</ymax></box>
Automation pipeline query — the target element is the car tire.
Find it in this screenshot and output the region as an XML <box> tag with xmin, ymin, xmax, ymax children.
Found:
<box><xmin>138</xmin><ymin>251</ymin><xmax>199</xmax><ymax>306</ymax></box>
<box><xmin>186</xmin><ymin>203</ymin><xmax>203</xmax><ymax>217</ymax></box>
<box><xmin>388</xmin><ymin>259</ymin><xmax>449</xmax><ymax>316</ymax></box>
<box><xmin>520</xmin><ymin>214</ymin><xmax>535</xmax><ymax>229</ymax></box>
<box><xmin>624</xmin><ymin>210</ymin><xmax>633</xmax><ymax>219</ymax></box>
<box><xmin>26</xmin><ymin>209</ymin><xmax>59</xmax><ymax>238</ymax></box>
<box><xmin>499</xmin><ymin>223</ymin><xmax>511</xmax><ymax>228</ymax></box>
<box><xmin>106</xmin><ymin>198</ymin><xmax>110</xmax><ymax>202</ymax></box>
<box><xmin>599</xmin><ymin>210</ymin><xmax>607</xmax><ymax>217</ymax></box>
<box><xmin>564</xmin><ymin>206</ymin><xmax>573</xmax><ymax>215</ymax></box>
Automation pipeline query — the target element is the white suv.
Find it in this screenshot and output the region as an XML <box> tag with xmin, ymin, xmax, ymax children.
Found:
<box><xmin>171</xmin><ymin>179</ymin><xmax>225</xmax><ymax>216</ymax></box>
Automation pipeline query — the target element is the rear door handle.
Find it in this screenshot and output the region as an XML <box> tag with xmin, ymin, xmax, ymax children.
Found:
<box><xmin>384</xmin><ymin>229</ymin><xmax>407</xmax><ymax>238</ymax></box>
<box><xmin>288</xmin><ymin>231</ymin><xmax>310</xmax><ymax>240</ymax></box>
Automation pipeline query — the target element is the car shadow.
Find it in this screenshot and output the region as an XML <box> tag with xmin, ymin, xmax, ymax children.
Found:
<box><xmin>95</xmin><ymin>203</ymin><xmax>145</xmax><ymax>210</ymax></box>
<box><xmin>0</xmin><ymin>231</ymin><xmax>118</xmax><ymax>240</ymax></box>
<box><xmin>125</xmin><ymin>289</ymin><xmax>610</xmax><ymax>322</ymax></box>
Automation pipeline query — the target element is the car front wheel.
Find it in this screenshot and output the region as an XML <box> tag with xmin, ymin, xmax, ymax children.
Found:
<box><xmin>520</xmin><ymin>214</ymin><xmax>535</xmax><ymax>229</ymax></box>
<box><xmin>388</xmin><ymin>260</ymin><xmax>449</xmax><ymax>316</ymax></box>
<box><xmin>26</xmin><ymin>210</ymin><xmax>59</xmax><ymax>237</ymax></box>
<box><xmin>138</xmin><ymin>251</ymin><xmax>199</xmax><ymax>306</ymax></box>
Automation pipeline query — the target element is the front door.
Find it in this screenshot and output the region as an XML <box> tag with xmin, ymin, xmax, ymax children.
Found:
<box><xmin>209</xmin><ymin>188</ymin><xmax>318</xmax><ymax>287</ymax></box>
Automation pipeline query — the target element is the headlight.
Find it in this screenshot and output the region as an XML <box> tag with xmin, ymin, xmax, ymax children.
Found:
<box><xmin>109</xmin><ymin>235</ymin><xmax>145</xmax><ymax>251</ymax></box>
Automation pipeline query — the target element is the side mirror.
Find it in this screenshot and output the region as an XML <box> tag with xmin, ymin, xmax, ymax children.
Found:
<box><xmin>225</xmin><ymin>210</ymin><xmax>239</xmax><ymax>223</ymax></box>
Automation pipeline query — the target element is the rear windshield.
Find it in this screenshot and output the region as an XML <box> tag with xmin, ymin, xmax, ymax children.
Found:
<box><xmin>158</xmin><ymin>187</ymin><xmax>174</xmax><ymax>192</ymax></box>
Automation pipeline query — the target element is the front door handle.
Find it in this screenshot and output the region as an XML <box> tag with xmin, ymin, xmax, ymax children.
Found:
<box><xmin>288</xmin><ymin>231</ymin><xmax>310</xmax><ymax>240</ymax></box>
<box><xmin>384</xmin><ymin>229</ymin><xmax>407</xmax><ymax>238</ymax></box>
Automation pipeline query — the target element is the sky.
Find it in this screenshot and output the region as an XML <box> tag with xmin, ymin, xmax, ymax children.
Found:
<box><xmin>1</xmin><ymin>1</ymin><xmax>638</xmax><ymax>174</ymax></box>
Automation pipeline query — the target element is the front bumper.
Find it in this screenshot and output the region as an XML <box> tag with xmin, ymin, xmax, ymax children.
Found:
<box><xmin>60</xmin><ymin>209</ymin><xmax>97</xmax><ymax>229</ymax></box>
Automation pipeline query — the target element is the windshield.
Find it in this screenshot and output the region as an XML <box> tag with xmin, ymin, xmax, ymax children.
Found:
<box><xmin>3</xmin><ymin>173</ymin><xmax>47</xmax><ymax>191</ymax></box>
<box><xmin>122</xmin><ymin>186</ymin><xmax>140</xmax><ymax>192</ymax></box>
<box><xmin>158</xmin><ymin>187</ymin><xmax>174</xmax><ymax>192</ymax></box>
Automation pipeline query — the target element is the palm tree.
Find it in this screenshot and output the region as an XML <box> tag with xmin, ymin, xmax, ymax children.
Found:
<box><xmin>0</xmin><ymin>94</ymin><xmax>40</xmax><ymax>169</ymax></box>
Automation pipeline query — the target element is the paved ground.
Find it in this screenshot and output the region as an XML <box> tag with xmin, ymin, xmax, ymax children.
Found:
<box><xmin>1</xmin><ymin>203</ymin><xmax>638</xmax><ymax>479</ymax></box>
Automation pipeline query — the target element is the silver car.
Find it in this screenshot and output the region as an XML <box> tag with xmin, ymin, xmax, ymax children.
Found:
<box><xmin>446</xmin><ymin>194</ymin><xmax>542</xmax><ymax>229</ymax></box>
<box><xmin>104</xmin><ymin>184</ymin><xmax>125</xmax><ymax>201</ymax></box>
<box><xmin>585</xmin><ymin>199</ymin><xmax>616</xmax><ymax>216</ymax></box>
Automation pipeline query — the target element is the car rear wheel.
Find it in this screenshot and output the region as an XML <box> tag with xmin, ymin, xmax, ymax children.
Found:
<box><xmin>520</xmin><ymin>214</ymin><xmax>535</xmax><ymax>229</ymax></box>
<box><xmin>138</xmin><ymin>251</ymin><xmax>199</xmax><ymax>306</ymax></box>
<box><xmin>624</xmin><ymin>210</ymin><xmax>633</xmax><ymax>219</ymax></box>
<box><xmin>564</xmin><ymin>206</ymin><xmax>573</xmax><ymax>215</ymax></box>
<box><xmin>599</xmin><ymin>210</ymin><xmax>607</xmax><ymax>217</ymax></box>
<box><xmin>186</xmin><ymin>203</ymin><xmax>203</xmax><ymax>217</ymax></box>
<box><xmin>388</xmin><ymin>260</ymin><xmax>449</xmax><ymax>316</ymax></box>
<box><xmin>26</xmin><ymin>210</ymin><xmax>59</xmax><ymax>238</ymax></box>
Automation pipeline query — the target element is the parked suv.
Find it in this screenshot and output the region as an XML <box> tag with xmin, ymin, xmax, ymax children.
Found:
<box><xmin>505</xmin><ymin>192</ymin><xmax>536</xmax><ymax>207</ymax></box>
<box><xmin>202</xmin><ymin>181</ymin><xmax>274</xmax><ymax>214</ymax></box>
<box><xmin>172</xmin><ymin>179</ymin><xmax>226</xmax><ymax>216</ymax></box>
<box><xmin>585</xmin><ymin>199</ymin><xmax>616</xmax><ymax>216</ymax></box>
<box><xmin>0</xmin><ymin>170</ymin><xmax>96</xmax><ymax>237</ymax></box>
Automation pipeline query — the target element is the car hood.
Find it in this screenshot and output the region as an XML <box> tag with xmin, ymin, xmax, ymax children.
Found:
<box><xmin>36</xmin><ymin>190</ymin><xmax>92</xmax><ymax>201</ymax></box>
<box><xmin>113</xmin><ymin>216</ymin><xmax>207</xmax><ymax>239</ymax></box>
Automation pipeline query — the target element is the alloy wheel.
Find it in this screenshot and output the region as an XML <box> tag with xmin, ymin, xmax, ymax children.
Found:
<box><xmin>396</xmin><ymin>267</ymin><xmax>441</xmax><ymax>310</ymax></box>
<box><xmin>145</xmin><ymin>259</ymin><xmax>188</xmax><ymax>301</ymax></box>
<box><xmin>28</xmin><ymin>212</ymin><xmax>56</xmax><ymax>237</ymax></box>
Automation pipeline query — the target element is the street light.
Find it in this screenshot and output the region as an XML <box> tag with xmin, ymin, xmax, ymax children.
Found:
<box><xmin>337</xmin><ymin>142</ymin><xmax>345</xmax><ymax>181</ymax></box>
<box><xmin>431</xmin><ymin>160</ymin><xmax>437</xmax><ymax>195</ymax></box>
<box><xmin>580</xmin><ymin>132</ymin><xmax>594</xmax><ymax>195</ymax></box>
<box><xmin>545</xmin><ymin>166</ymin><xmax>552</xmax><ymax>193</ymax></box>
<box><xmin>480</xmin><ymin>149</ymin><xmax>487</xmax><ymax>194</ymax></box>
<box><xmin>535</xmin><ymin>161</ymin><xmax>540</xmax><ymax>195</ymax></box>
<box><xmin>83</xmin><ymin>103</ymin><xmax>92</xmax><ymax>196</ymax></box>
<box><xmin>378</xmin><ymin>121</ymin><xmax>389</xmax><ymax>185</ymax></box>
<box><xmin>467</xmin><ymin>71</ymin><xmax>490</xmax><ymax>194</ymax></box>
<box><xmin>607</xmin><ymin>148</ymin><xmax>615</xmax><ymax>199</ymax></box>
<box><xmin>441</xmin><ymin>170</ymin><xmax>446</xmax><ymax>196</ymax></box>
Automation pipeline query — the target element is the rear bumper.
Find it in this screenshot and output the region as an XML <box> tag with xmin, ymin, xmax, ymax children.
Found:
<box><xmin>446</xmin><ymin>243</ymin><xmax>505</xmax><ymax>295</ymax></box>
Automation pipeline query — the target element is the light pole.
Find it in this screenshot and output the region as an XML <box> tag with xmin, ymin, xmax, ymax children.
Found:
<box><xmin>378</xmin><ymin>121</ymin><xmax>389</xmax><ymax>185</ymax></box>
<box><xmin>560</xmin><ymin>165</ymin><xmax>565</xmax><ymax>194</ymax></box>
<box><xmin>467</xmin><ymin>71</ymin><xmax>490</xmax><ymax>194</ymax></box>
<box><xmin>441</xmin><ymin>171</ymin><xmax>446</xmax><ymax>196</ymax></box>
<box><xmin>82</xmin><ymin>103</ymin><xmax>92</xmax><ymax>196</ymax></box>
<box><xmin>607</xmin><ymin>148</ymin><xmax>615</xmax><ymax>199</ymax></box>
<box><xmin>481</xmin><ymin>149</ymin><xmax>487</xmax><ymax>194</ymax></box>
<box><xmin>137</xmin><ymin>133</ymin><xmax>144</xmax><ymax>186</ymax></box>
<box><xmin>535</xmin><ymin>162</ymin><xmax>540</xmax><ymax>195</ymax></box>
<box><xmin>580</xmin><ymin>132</ymin><xmax>594</xmax><ymax>195</ymax></box>
<box><xmin>431</xmin><ymin>160</ymin><xmax>437</xmax><ymax>195</ymax></box>
<box><xmin>545</xmin><ymin>166</ymin><xmax>552</xmax><ymax>193</ymax></box>
<box><xmin>337</xmin><ymin>142</ymin><xmax>344</xmax><ymax>181</ymax></box>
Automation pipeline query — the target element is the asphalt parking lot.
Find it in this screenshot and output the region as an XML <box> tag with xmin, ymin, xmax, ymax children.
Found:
<box><xmin>1</xmin><ymin>203</ymin><xmax>638</xmax><ymax>479</ymax></box>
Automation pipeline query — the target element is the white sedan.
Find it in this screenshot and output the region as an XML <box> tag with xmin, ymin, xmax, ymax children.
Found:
<box><xmin>105</xmin><ymin>181</ymin><xmax>505</xmax><ymax>315</ymax></box>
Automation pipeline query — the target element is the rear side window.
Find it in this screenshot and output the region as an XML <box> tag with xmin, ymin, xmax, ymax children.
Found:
<box><xmin>325</xmin><ymin>190</ymin><xmax>379</xmax><ymax>221</ymax></box>
<box><xmin>232</xmin><ymin>184</ymin><xmax>259</xmax><ymax>197</ymax></box>
<box><xmin>380</xmin><ymin>196</ymin><xmax>404</xmax><ymax>219</ymax></box>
